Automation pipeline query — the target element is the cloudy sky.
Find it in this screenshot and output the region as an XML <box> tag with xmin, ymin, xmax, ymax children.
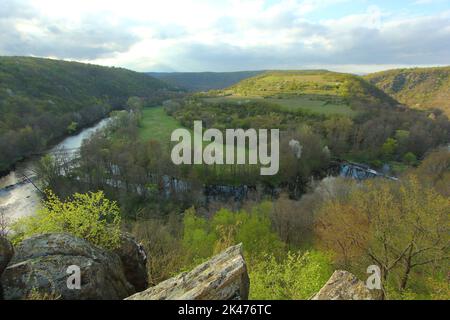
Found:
<box><xmin>1</xmin><ymin>0</ymin><xmax>449</xmax><ymax>73</ymax></box>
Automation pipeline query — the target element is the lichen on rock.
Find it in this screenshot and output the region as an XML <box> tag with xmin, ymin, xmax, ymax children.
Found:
<box><xmin>126</xmin><ymin>244</ymin><xmax>250</xmax><ymax>300</ymax></box>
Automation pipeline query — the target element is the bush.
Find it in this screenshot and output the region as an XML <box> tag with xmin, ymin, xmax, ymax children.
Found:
<box><xmin>402</xmin><ymin>152</ymin><xmax>417</xmax><ymax>165</ymax></box>
<box><xmin>182</xmin><ymin>202</ymin><xmax>285</xmax><ymax>264</ymax></box>
<box><xmin>12</xmin><ymin>190</ymin><xmax>121</xmax><ymax>249</ymax></box>
<box><xmin>249</xmin><ymin>250</ymin><xmax>333</xmax><ymax>300</ymax></box>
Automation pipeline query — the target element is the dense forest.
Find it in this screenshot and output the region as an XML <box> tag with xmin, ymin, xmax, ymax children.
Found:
<box><xmin>365</xmin><ymin>66</ymin><xmax>450</xmax><ymax>116</ymax></box>
<box><xmin>0</xmin><ymin>56</ymin><xmax>173</xmax><ymax>173</ymax></box>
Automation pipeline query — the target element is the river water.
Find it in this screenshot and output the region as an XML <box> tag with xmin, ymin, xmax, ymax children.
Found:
<box><xmin>0</xmin><ymin>118</ymin><xmax>112</xmax><ymax>222</ymax></box>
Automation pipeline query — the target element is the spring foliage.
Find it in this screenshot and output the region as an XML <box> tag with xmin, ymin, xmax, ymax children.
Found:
<box><xmin>249</xmin><ymin>251</ymin><xmax>333</xmax><ymax>300</ymax></box>
<box><xmin>12</xmin><ymin>191</ymin><xmax>121</xmax><ymax>249</ymax></box>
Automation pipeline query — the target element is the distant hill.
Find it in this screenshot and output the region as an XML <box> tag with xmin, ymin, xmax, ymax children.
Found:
<box><xmin>0</xmin><ymin>56</ymin><xmax>171</xmax><ymax>172</ymax></box>
<box><xmin>365</xmin><ymin>67</ymin><xmax>450</xmax><ymax>116</ymax></box>
<box><xmin>148</xmin><ymin>71</ymin><xmax>264</xmax><ymax>92</ymax></box>
<box><xmin>214</xmin><ymin>70</ymin><xmax>397</xmax><ymax>108</ymax></box>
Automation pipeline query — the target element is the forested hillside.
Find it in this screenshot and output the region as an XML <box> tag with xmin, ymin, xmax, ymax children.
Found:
<box><xmin>0</xmin><ymin>56</ymin><xmax>171</xmax><ymax>173</ymax></box>
<box><xmin>148</xmin><ymin>71</ymin><xmax>263</xmax><ymax>92</ymax></box>
<box><xmin>365</xmin><ymin>67</ymin><xmax>450</xmax><ymax>116</ymax></box>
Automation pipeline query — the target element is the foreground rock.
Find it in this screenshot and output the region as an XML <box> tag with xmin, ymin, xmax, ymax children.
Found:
<box><xmin>0</xmin><ymin>237</ymin><xmax>14</xmax><ymax>299</ymax></box>
<box><xmin>127</xmin><ymin>244</ymin><xmax>249</xmax><ymax>300</ymax></box>
<box><xmin>113</xmin><ymin>233</ymin><xmax>148</xmax><ymax>292</ymax></box>
<box><xmin>312</xmin><ymin>270</ymin><xmax>378</xmax><ymax>300</ymax></box>
<box><xmin>1</xmin><ymin>233</ymin><xmax>135</xmax><ymax>300</ymax></box>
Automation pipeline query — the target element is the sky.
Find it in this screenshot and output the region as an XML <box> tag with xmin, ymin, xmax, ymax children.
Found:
<box><xmin>0</xmin><ymin>0</ymin><xmax>449</xmax><ymax>73</ymax></box>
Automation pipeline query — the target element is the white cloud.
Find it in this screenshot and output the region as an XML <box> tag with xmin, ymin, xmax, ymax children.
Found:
<box><xmin>0</xmin><ymin>0</ymin><xmax>449</xmax><ymax>72</ymax></box>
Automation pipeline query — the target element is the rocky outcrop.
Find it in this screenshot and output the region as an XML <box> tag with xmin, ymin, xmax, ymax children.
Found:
<box><xmin>312</xmin><ymin>270</ymin><xmax>378</xmax><ymax>300</ymax></box>
<box><xmin>1</xmin><ymin>233</ymin><xmax>135</xmax><ymax>300</ymax></box>
<box><xmin>113</xmin><ymin>233</ymin><xmax>148</xmax><ymax>292</ymax></box>
<box><xmin>0</xmin><ymin>237</ymin><xmax>14</xmax><ymax>299</ymax></box>
<box><xmin>126</xmin><ymin>244</ymin><xmax>249</xmax><ymax>300</ymax></box>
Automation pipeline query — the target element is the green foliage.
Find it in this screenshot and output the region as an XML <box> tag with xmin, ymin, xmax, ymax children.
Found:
<box><xmin>182</xmin><ymin>203</ymin><xmax>284</xmax><ymax>263</ymax></box>
<box><xmin>249</xmin><ymin>250</ymin><xmax>333</xmax><ymax>300</ymax></box>
<box><xmin>381</xmin><ymin>137</ymin><xmax>398</xmax><ymax>159</ymax></box>
<box><xmin>12</xmin><ymin>190</ymin><xmax>121</xmax><ymax>249</ymax></box>
<box><xmin>66</xmin><ymin>121</ymin><xmax>78</xmax><ymax>134</ymax></box>
<box><xmin>402</xmin><ymin>152</ymin><xmax>417</xmax><ymax>165</ymax></box>
<box><xmin>182</xmin><ymin>208</ymin><xmax>217</xmax><ymax>261</ymax></box>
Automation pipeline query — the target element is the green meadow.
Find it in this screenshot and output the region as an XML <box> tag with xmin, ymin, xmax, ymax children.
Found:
<box><xmin>139</xmin><ymin>106</ymin><xmax>183</xmax><ymax>143</ymax></box>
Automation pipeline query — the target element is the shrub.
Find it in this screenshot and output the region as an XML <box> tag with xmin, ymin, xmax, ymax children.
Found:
<box><xmin>182</xmin><ymin>203</ymin><xmax>284</xmax><ymax>264</ymax></box>
<box><xmin>12</xmin><ymin>190</ymin><xmax>121</xmax><ymax>249</ymax></box>
<box><xmin>249</xmin><ymin>250</ymin><xmax>333</xmax><ymax>300</ymax></box>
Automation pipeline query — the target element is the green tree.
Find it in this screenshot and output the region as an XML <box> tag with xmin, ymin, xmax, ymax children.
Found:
<box><xmin>182</xmin><ymin>208</ymin><xmax>217</xmax><ymax>261</ymax></box>
<box><xmin>402</xmin><ymin>152</ymin><xmax>417</xmax><ymax>165</ymax></box>
<box><xmin>67</xmin><ymin>121</ymin><xmax>78</xmax><ymax>134</ymax></box>
<box><xmin>381</xmin><ymin>137</ymin><xmax>398</xmax><ymax>159</ymax></box>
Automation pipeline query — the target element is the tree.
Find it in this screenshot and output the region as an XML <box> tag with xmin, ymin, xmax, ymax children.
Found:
<box><xmin>402</xmin><ymin>152</ymin><xmax>417</xmax><ymax>166</ymax></box>
<box><xmin>381</xmin><ymin>137</ymin><xmax>398</xmax><ymax>159</ymax></box>
<box><xmin>66</xmin><ymin>121</ymin><xmax>78</xmax><ymax>134</ymax></box>
<box><xmin>323</xmin><ymin>116</ymin><xmax>353</xmax><ymax>156</ymax></box>
<box><xmin>315</xmin><ymin>176</ymin><xmax>449</xmax><ymax>297</ymax></box>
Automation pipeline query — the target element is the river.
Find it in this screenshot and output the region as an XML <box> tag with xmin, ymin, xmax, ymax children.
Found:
<box><xmin>0</xmin><ymin>118</ymin><xmax>112</xmax><ymax>223</ymax></box>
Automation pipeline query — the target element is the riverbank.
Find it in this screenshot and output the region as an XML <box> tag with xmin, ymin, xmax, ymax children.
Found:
<box><xmin>0</xmin><ymin>112</ymin><xmax>114</xmax><ymax>180</ymax></box>
<box><xmin>0</xmin><ymin>116</ymin><xmax>114</xmax><ymax>222</ymax></box>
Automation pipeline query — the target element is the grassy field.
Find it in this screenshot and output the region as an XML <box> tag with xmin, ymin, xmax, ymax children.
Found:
<box><xmin>139</xmin><ymin>106</ymin><xmax>247</xmax><ymax>153</ymax></box>
<box><xmin>139</xmin><ymin>106</ymin><xmax>182</xmax><ymax>144</ymax></box>
<box><xmin>203</xmin><ymin>95</ymin><xmax>357</xmax><ymax>117</ymax></box>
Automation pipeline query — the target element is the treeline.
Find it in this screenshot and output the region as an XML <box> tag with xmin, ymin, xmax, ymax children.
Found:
<box><xmin>0</xmin><ymin>56</ymin><xmax>173</xmax><ymax>173</ymax></box>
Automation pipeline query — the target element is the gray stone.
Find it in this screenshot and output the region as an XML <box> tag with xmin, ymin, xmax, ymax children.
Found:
<box><xmin>1</xmin><ymin>233</ymin><xmax>134</xmax><ymax>300</ymax></box>
<box><xmin>126</xmin><ymin>244</ymin><xmax>249</xmax><ymax>300</ymax></box>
